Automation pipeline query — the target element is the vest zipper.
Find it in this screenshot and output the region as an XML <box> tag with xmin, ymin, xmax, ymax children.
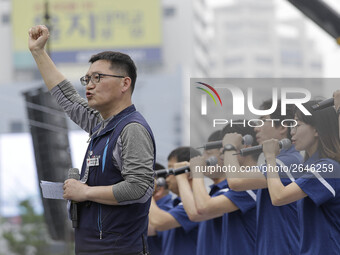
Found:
<box><xmin>102</xmin><ymin>137</ymin><xmax>110</xmax><ymax>173</ymax></box>
<box><xmin>98</xmin><ymin>205</ymin><xmax>103</xmax><ymax>239</ymax></box>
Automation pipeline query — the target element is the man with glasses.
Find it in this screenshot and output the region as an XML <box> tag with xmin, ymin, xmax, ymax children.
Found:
<box><xmin>29</xmin><ymin>25</ymin><xmax>155</xmax><ymax>255</ymax></box>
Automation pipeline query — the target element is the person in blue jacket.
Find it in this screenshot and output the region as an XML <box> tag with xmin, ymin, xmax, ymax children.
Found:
<box><xmin>148</xmin><ymin>147</ymin><xmax>200</xmax><ymax>255</ymax></box>
<box><xmin>29</xmin><ymin>25</ymin><xmax>155</xmax><ymax>254</ymax></box>
<box><xmin>176</xmin><ymin>123</ymin><xmax>258</xmax><ymax>255</ymax></box>
<box><xmin>222</xmin><ymin>99</ymin><xmax>303</xmax><ymax>255</ymax></box>
<box><xmin>147</xmin><ymin>163</ymin><xmax>173</xmax><ymax>255</ymax></box>
<box><xmin>263</xmin><ymin>100</ymin><xmax>340</xmax><ymax>255</ymax></box>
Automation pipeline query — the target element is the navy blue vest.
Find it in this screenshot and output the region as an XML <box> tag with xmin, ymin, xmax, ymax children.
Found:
<box><xmin>75</xmin><ymin>105</ymin><xmax>156</xmax><ymax>254</ymax></box>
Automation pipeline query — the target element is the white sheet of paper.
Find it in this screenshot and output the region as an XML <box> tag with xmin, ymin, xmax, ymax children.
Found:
<box><xmin>40</xmin><ymin>181</ymin><xmax>64</xmax><ymax>200</ymax></box>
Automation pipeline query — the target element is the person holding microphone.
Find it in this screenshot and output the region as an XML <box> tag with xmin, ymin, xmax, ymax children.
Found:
<box><xmin>29</xmin><ymin>25</ymin><xmax>155</xmax><ymax>254</ymax></box>
<box><xmin>148</xmin><ymin>147</ymin><xmax>201</xmax><ymax>255</ymax></box>
<box><xmin>222</xmin><ymin>100</ymin><xmax>303</xmax><ymax>255</ymax></box>
<box><xmin>263</xmin><ymin>100</ymin><xmax>340</xmax><ymax>255</ymax></box>
<box><xmin>175</xmin><ymin>124</ymin><xmax>258</xmax><ymax>255</ymax></box>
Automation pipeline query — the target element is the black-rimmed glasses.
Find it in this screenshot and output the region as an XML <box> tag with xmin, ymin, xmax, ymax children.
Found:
<box><xmin>80</xmin><ymin>72</ymin><xmax>125</xmax><ymax>86</ymax></box>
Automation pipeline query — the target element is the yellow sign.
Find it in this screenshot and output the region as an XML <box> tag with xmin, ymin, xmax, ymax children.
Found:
<box><xmin>13</xmin><ymin>0</ymin><xmax>161</xmax><ymax>66</ymax></box>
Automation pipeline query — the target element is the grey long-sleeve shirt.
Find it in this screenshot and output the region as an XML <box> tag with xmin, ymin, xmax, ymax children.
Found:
<box><xmin>50</xmin><ymin>80</ymin><xmax>154</xmax><ymax>204</ymax></box>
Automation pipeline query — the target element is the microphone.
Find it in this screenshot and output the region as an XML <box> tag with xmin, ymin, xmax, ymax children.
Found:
<box><xmin>156</xmin><ymin>177</ymin><xmax>167</xmax><ymax>187</ymax></box>
<box><xmin>171</xmin><ymin>165</ymin><xmax>191</xmax><ymax>176</ymax></box>
<box><xmin>172</xmin><ymin>156</ymin><xmax>218</xmax><ymax>175</ymax></box>
<box><xmin>236</xmin><ymin>138</ymin><xmax>292</xmax><ymax>156</ymax></box>
<box><xmin>155</xmin><ymin>156</ymin><xmax>218</xmax><ymax>178</ymax></box>
<box><xmin>154</xmin><ymin>168</ymin><xmax>171</xmax><ymax>178</ymax></box>
<box><xmin>311</xmin><ymin>98</ymin><xmax>334</xmax><ymax>111</ymax></box>
<box><xmin>154</xmin><ymin>165</ymin><xmax>190</xmax><ymax>178</ymax></box>
<box><xmin>197</xmin><ymin>134</ymin><xmax>253</xmax><ymax>150</ymax></box>
<box><xmin>68</xmin><ymin>168</ymin><xmax>80</xmax><ymax>228</ymax></box>
<box><xmin>206</xmin><ymin>156</ymin><xmax>218</xmax><ymax>166</ymax></box>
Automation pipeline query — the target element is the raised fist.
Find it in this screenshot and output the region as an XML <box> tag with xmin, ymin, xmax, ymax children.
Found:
<box><xmin>28</xmin><ymin>25</ymin><xmax>50</xmax><ymax>52</ymax></box>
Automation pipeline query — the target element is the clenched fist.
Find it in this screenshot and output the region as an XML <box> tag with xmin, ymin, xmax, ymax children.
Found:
<box><xmin>28</xmin><ymin>25</ymin><xmax>50</xmax><ymax>52</ymax></box>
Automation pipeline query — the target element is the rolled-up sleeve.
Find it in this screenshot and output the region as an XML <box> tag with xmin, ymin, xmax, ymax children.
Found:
<box><xmin>112</xmin><ymin>123</ymin><xmax>155</xmax><ymax>204</ymax></box>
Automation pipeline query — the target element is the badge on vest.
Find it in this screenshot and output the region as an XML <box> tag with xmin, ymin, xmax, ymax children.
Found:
<box><xmin>87</xmin><ymin>155</ymin><xmax>100</xmax><ymax>167</ymax></box>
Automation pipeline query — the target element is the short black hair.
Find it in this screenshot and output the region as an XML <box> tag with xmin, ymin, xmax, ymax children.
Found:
<box><xmin>167</xmin><ymin>146</ymin><xmax>201</xmax><ymax>162</ymax></box>
<box><xmin>154</xmin><ymin>162</ymin><xmax>166</xmax><ymax>170</ymax></box>
<box><xmin>260</xmin><ymin>99</ymin><xmax>294</xmax><ymax>139</ymax></box>
<box><xmin>207</xmin><ymin>130</ymin><xmax>222</xmax><ymax>142</ymax></box>
<box><xmin>89</xmin><ymin>51</ymin><xmax>137</xmax><ymax>94</ymax></box>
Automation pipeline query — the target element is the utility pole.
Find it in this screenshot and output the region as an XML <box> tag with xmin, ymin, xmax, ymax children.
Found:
<box><xmin>44</xmin><ymin>0</ymin><xmax>51</xmax><ymax>56</ymax></box>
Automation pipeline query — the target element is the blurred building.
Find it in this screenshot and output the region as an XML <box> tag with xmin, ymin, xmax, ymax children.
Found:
<box><xmin>210</xmin><ymin>0</ymin><xmax>323</xmax><ymax>78</ymax></box>
<box><xmin>0</xmin><ymin>0</ymin><xmax>13</xmax><ymax>84</ymax></box>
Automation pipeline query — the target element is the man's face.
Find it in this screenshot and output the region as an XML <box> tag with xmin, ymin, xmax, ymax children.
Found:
<box><xmin>85</xmin><ymin>60</ymin><xmax>124</xmax><ymax>112</ymax></box>
<box><xmin>254</xmin><ymin>115</ymin><xmax>283</xmax><ymax>144</ymax></box>
<box><xmin>165</xmin><ymin>157</ymin><xmax>179</xmax><ymax>195</ymax></box>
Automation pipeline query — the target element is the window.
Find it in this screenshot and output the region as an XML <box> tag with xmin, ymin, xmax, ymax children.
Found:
<box><xmin>1</xmin><ymin>13</ymin><xmax>10</xmax><ymax>24</ymax></box>
<box><xmin>281</xmin><ymin>50</ymin><xmax>302</xmax><ymax>67</ymax></box>
<box><xmin>164</xmin><ymin>7</ymin><xmax>176</xmax><ymax>18</ymax></box>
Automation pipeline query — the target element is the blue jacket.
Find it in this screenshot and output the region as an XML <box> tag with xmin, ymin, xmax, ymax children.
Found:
<box><xmin>75</xmin><ymin>105</ymin><xmax>156</xmax><ymax>254</ymax></box>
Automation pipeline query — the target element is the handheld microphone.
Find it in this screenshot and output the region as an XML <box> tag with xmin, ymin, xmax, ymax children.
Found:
<box><xmin>236</xmin><ymin>138</ymin><xmax>292</xmax><ymax>156</ymax></box>
<box><xmin>155</xmin><ymin>156</ymin><xmax>218</xmax><ymax>178</ymax></box>
<box><xmin>68</xmin><ymin>168</ymin><xmax>80</xmax><ymax>228</ymax></box>
<box><xmin>154</xmin><ymin>165</ymin><xmax>190</xmax><ymax>178</ymax></box>
<box><xmin>171</xmin><ymin>165</ymin><xmax>191</xmax><ymax>176</ymax></box>
<box><xmin>206</xmin><ymin>156</ymin><xmax>218</xmax><ymax>166</ymax></box>
<box><xmin>156</xmin><ymin>177</ymin><xmax>167</xmax><ymax>187</ymax></box>
<box><xmin>154</xmin><ymin>168</ymin><xmax>170</xmax><ymax>179</ymax></box>
<box><xmin>172</xmin><ymin>156</ymin><xmax>219</xmax><ymax>176</ymax></box>
<box><xmin>311</xmin><ymin>98</ymin><xmax>334</xmax><ymax>111</ymax></box>
<box><xmin>197</xmin><ymin>134</ymin><xmax>253</xmax><ymax>150</ymax></box>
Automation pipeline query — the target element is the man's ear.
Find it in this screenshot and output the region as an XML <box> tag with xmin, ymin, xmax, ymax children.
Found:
<box><xmin>121</xmin><ymin>77</ymin><xmax>132</xmax><ymax>93</ymax></box>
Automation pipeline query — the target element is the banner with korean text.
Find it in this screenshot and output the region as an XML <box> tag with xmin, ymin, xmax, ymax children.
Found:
<box><xmin>13</xmin><ymin>0</ymin><xmax>162</xmax><ymax>68</ymax></box>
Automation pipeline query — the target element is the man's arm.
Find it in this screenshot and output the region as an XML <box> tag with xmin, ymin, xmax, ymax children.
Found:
<box><xmin>147</xmin><ymin>222</ymin><xmax>157</xmax><ymax>236</ymax></box>
<box><xmin>63</xmin><ymin>179</ymin><xmax>119</xmax><ymax>204</ymax></box>
<box><xmin>50</xmin><ymin>81</ymin><xmax>101</xmax><ymax>133</ymax></box>
<box><xmin>192</xmin><ymin>178</ymin><xmax>239</xmax><ymax>219</ymax></box>
<box><xmin>223</xmin><ymin>133</ymin><xmax>267</xmax><ymax>191</ymax></box>
<box><xmin>28</xmin><ymin>25</ymin><xmax>65</xmax><ymax>90</ymax></box>
<box><xmin>29</xmin><ymin>25</ymin><xmax>101</xmax><ymax>132</ymax></box>
<box><xmin>149</xmin><ymin>197</ymin><xmax>181</xmax><ymax>231</ymax></box>
<box><xmin>174</xmin><ymin>161</ymin><xmax>206</xmax><ymax>222</ymax></box>
<box><xmin>64</xmin><ymin>123</ymin><xmax>154</xmax><ymax>205</ymax></box>
<box><xmin>112</xmin><ymin>123</ymin><xmax>155</xmax><ymax>205</ymax></box>
<box><xmin>188</xmin><ymin>156</ymin><xmax>239</xmax><ymax>221</ymax></box>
